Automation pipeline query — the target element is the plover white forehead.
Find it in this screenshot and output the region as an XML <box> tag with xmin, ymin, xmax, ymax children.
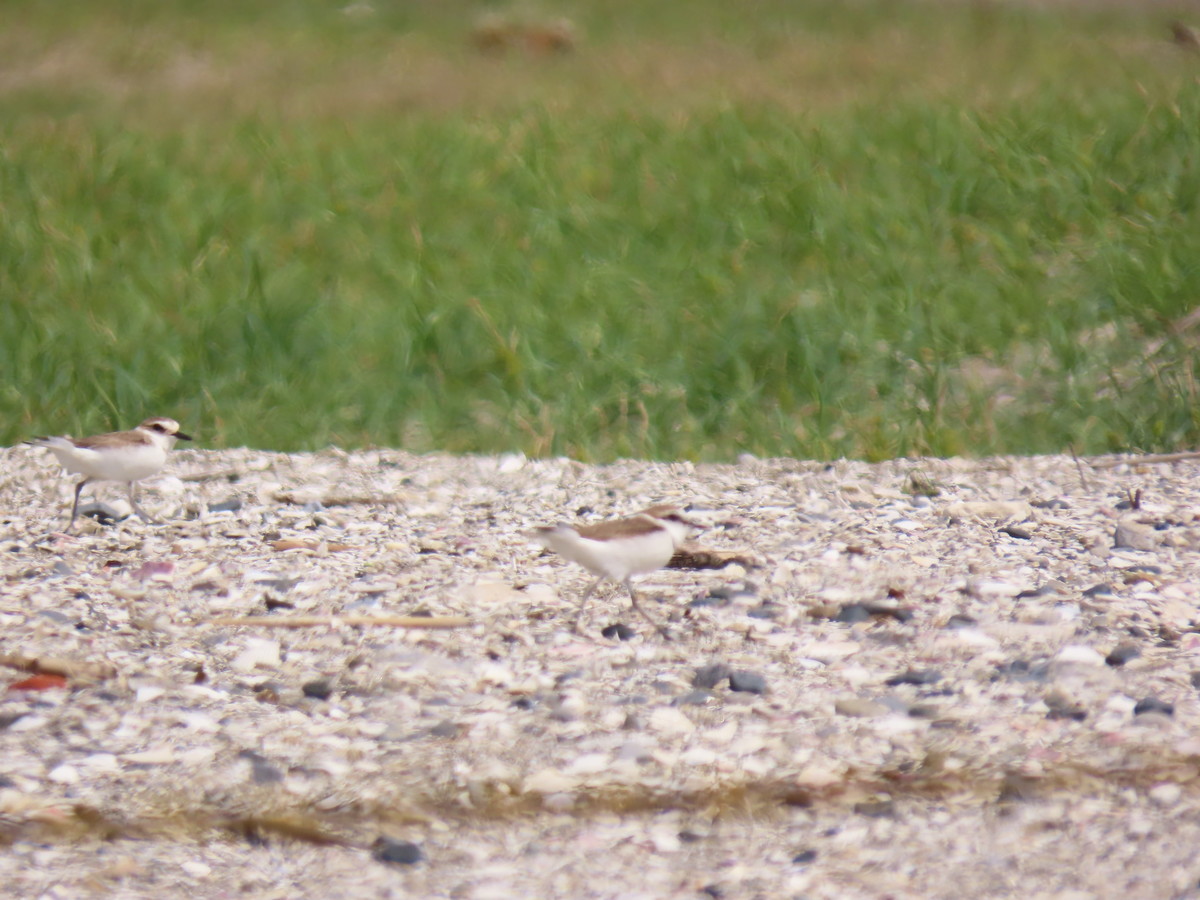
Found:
<box><xmin>26</xmin><ymin>417</ymin><xmax>193</xmax><ymax>532</ymax></box>
<box><xmin>530</xmin><ymin>504</ymin><xmax>700</xmax><ymax>638</ymax></box>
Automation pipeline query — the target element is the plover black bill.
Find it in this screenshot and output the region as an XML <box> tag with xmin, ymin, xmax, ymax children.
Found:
<box><xmin>530</xmin><ymin>504</ymin><xmax>700</xmax><ymax>638</ymax></box>
<box><xmin>26</xmin><ymin>417</ymin><xmax>193</xmax><ymax>532</ymax></box>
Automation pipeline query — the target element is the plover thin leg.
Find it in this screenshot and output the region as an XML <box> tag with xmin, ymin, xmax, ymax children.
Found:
<box><xmin>67</xmin><ymin>479</ymin><xmax>89</xmax><ymax>532</ymax></box>
<box><xmin>572</xmin><ymin>578</ymin><xmax>604</xmax><ymax>632</ymax></box>
<box><xmin>624</xmin><ymin>579</ymin><xmax>672</xmax><ymax>640</ymax></box>
<box><xmin>127</xmin><ymin>483</ymin><xmax>160</xmax><ymax>524</ymax></box>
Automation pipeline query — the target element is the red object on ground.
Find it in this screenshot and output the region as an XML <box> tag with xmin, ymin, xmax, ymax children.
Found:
<box><xmin>8</xmin><ymin>674</ymin><xmax>68</xmax><ymax>692</ymax></box>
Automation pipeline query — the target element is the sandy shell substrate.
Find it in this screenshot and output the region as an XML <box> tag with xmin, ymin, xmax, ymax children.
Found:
<box><xmin>2</xmin><ymin>445</ymin><xmax>1200</xmax><ymax>898</ymax></box>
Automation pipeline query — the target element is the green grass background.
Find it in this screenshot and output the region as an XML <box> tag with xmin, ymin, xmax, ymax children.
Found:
<box><xmin>2</xmin><ymin>0</ymin><xmax>1198</xmax><ymax>460</ymax></box>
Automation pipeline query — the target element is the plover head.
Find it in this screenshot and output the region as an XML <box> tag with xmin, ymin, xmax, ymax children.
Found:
<box><xmin>634</xmin><ymin>504</ymin><xmax>704</xmax><ymax>543</ymax></box>
<box><xmin>137</xmin><ymin>417</ymin><xmax>193</xmax><ymax>445</ymax></box>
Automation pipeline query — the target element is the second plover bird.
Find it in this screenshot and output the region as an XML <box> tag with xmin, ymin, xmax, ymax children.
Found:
<box><xmin>26</xmin><ymin>417</ymin><xmax>193</xmax><ymax>532</ymax></box>
<box><xmin>530</xmin><ymin>504</ymin><xmax>699</xmax><ymax>638</ymax></box>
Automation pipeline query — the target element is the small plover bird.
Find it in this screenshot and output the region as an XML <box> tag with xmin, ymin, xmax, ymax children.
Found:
<box><xmin>530</xmin><ymin>504</ymin><xmax>699</xmax><ymax>638</ymax></box>
<box><xmin>26</xmin><ymin>417</ymin><xmax>193</xmax><ymax>532</ymax></box>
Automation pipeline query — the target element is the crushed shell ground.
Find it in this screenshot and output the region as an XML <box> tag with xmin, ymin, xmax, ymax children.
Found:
<box><xmin>1</xmin><ymin>445</ymin><xmax>1200</xmax><ymax>899</ymax></box>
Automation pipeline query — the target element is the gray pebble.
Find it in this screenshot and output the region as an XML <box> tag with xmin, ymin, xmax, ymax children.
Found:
<box><xmin>302</xmin><ymin>679</ymin><xmax>334</xmax><ymax>700</ymax></box>
<box><xmin>240</xmin><ymin>751</ymin><xmax>284</xmax><ymax>784</ymax></box>
<box><xmin>885</xmin><ymin>669</ymin><xmax>942</xmax><ymax>687</ymax></box>
<box><xmin>728</xmin><ymin>671</ymin><xmax>768</xmax><ymax>694</ymax></box>
<box><xmin>944</xmin><ymin>614</ymin><xmax>977</xmax><ymax>629</ymax></box>
<box><xmin>78</xmin><ymin>503</ymin><xmax>125</xmax><ymax>525</ymax></box>
<box><xmin>854</xmin><ymin>799</ymin><xmax>895</xmax><ymax>818</ymax></box>
<box><xmin>1016</xmin><ymin>585</ymin><xmax>1059</xmax><ymax>599</ymax></box>
<box><xmin>372</xmin><ymin>837</ymin><xmax>423</xmax><ymax>865</ymax></box>
<box><xmin>693</xmin><ymin>663</ymin><xmax>732</xmax><ymax>689</ymax></box>
<box><xmin>427</xmin><ymin>719</ymin><xmax>461</xmax><ymax>738</ymax></box>
<box><xmin>1031</xmin><ymin>498</ymin><xmax>1070</xmax><ymax>510</ymax></box>
<box><xmin>1105</xmin><ymin>644</ymin><xmax>1141</xmax><ymax>667</ymax></box>
<box><xmin>601</xmin><ymin>623</ymin><xmax>636</xmax><ymax>641</ymax></box>
<box><xmin>836</xmin><ymin>603</ymin><xmax>872</xmax><ymax>623</ymax></box>
<box><xmin>907</xmin><ymin>703</ymin><xmax>942</xmax><ymax>719</ymax></box>
<box><xmin>1044</xmin><ymin>693</ymin><xmax>1087</xmax><ymax>721</ymax></box>
<box><xmin>994</xmin><ymin>659</ymin><xmax>1050</xmax><ymax>683</ymax></box>
<box><xmin>1134</xmin><ymin>696</ymin><xmax>1174</xmax><ymax>716</ymax></box>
